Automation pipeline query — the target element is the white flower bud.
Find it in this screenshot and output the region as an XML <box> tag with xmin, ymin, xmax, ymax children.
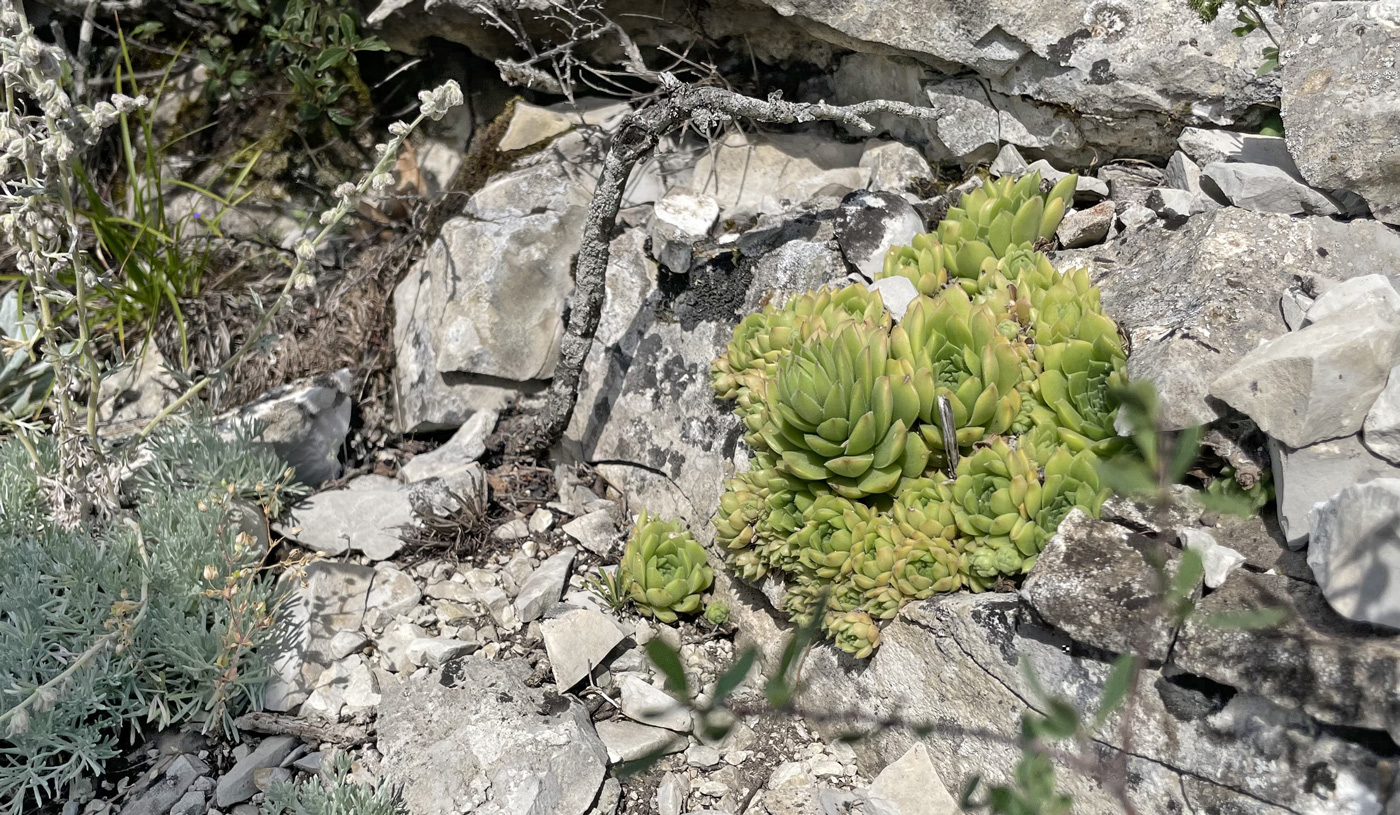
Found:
<box><xmin>294</xmin><ymin>239</ymin><xmax>316</xmax><ymax>263</ymax></box>
<box><xmin>388</xmin><ymin>121</ymin><xmax>410</xmax><ymax>137</ymax></box>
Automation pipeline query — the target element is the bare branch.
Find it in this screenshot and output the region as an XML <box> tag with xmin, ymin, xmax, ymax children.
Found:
<box><xmin>521</xmin><ymin>79</ymin><xmax>941</xmax><ymax>454</ymax></box>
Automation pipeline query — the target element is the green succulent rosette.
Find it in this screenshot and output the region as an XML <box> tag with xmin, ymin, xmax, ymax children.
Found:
<box><xmin>951</xmin><ymin>440</ymin><xmax>1108</xmax><ymax>590</ymax></box>
<box><xmin>892</xmin><ymin>288</ymin><xmax>1036</xmax><ymax>460</ymax></box>
<box><xmin>891</xmin><ymin>535</ymin><xmax>965</xmax><ymax>599</ymax></box>
<box><xmin>891</xmin><ymin>476</ymin><xmax>960</xmax><ymax>542</ymax></box>
<box><xmin>793</xmin><ymin>494</ymin><xmax>875</xmax><ymax>581</ymax></box>
<box><xmin>622</xmin><ymin>511</ymin><xmax>714</xmax><ymax>623</ymax></box>
<box><xmin>845</xmin><ymin>515</ymin><xmax>910</xmax><ymax>619</ymax></box>
<box><xmin>879</xmin><ymin>232</ymin><xmax>952</xmax><ymax>296</ymax></box>
<box><xmin>825</xmin><ymin>610</ymin><xmax>882</xmax><ymax>659</ymax></box>
<box><xmin>760</xmin><ymin>322</ymin><xmax>930</xmax><ymax>499</ymax></box>
<box><xmin>1033</xmin><ymin>336</ymin><xmax>1128</xmax><ymax>458</ymax></box>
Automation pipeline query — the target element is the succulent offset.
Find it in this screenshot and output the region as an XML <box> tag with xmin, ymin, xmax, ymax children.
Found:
<box><xmin>710</xmin><ymin>170</ymin><xmax>1128</xmax><ymax>657</ymax></box>
<box><xmin>622</xmin><ymin>511</ymin><xmax>715</xmax><ymax>623</ymax></box>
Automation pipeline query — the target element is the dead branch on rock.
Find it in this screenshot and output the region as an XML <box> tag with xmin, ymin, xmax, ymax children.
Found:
<box><xmin>519</xmin><ymin>74</ymin><xmax>942</xmax><ymax>455</ymax></box>
<box><xmin>233</xmin><ymin>711</ymin><xmax>375</xmax><ymax>746</ymax></box>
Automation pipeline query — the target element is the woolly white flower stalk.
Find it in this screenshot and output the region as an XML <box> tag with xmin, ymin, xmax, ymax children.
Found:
<box><xmin>139</xmin><ymin>79</ymin><xmax>465</xmax><ymax>438</ymax></box>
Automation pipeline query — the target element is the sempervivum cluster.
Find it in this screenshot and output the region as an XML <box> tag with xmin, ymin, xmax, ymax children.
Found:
<box><xmin>710</xmin><ymin>172</ymin><xmax>1123</xmax><ymax>658</ymax></box>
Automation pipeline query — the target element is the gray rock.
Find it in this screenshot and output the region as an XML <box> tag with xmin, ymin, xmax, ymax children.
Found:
<box><xmin>866</xmin><ymin>742</ymin><xmax>959</xmax><ymax>815</ymax></box>
<box><xmin>1303</xmin><ymin>274</ymin><xmax>1400</xmax><ymax>328</ymax></box>
<box><xmin>1177</xmin><ymin>528</ymin><xmax>1245</xmax><ymax>590</ymax></box>
<box><xmin>620</xmin><ymin>674</ymin><xmax>692</xmax><ymax>732</ymax></box>
<box><xmin>377</xmin><ymin>657</ymin><xmax>608</xmax><ymax>815</ymax></box>
<box><xmin>1209</xmin><ymin>303</ymin><xmax>1400</xmax><ymax>448</ymax></box>
<box><xmin>1283</xmin><ymin>2</ymin><xmax>1400</xmax><ymax>225</ymax></box>
<box><xmin>1364</xmin><ymin>366</ymin><xmax>1400</xmax><ymax>465</ymax></box>
<box><xmin>594</xmin><ymin>721</ymin><xmax>687</xmax><ymax>764</ymax></box>
<box><xmin>496</xmin><ymin>98</ymin><xmax>627</xmax><ymax>152</ymax></box>
<box><xmin>1308</xmin><ymin>479</ymin><xmax>1400</xmax><ymax>630</ymax></box>
<box><xmin>869</xmin><ymin>276</ymin><xmax>919</xmax><ymax>322</ymax></box>
<box><xmin>1114</xmin><ymin>201</ymin><xmax>1157</xmax><ymax>230</ymax></box>
<box><xmin>1280</xmin><ymin>289</ymin><xmax>1313</xmax><ymax>331</ymax></box>
<box><xmin>1177</xmin><ymin>129</ymin><xmax>1295</xmax><ymax>169</ymax></box>
<box><xmin>375</xmin><ymin>620</ymin><xmax>426</xmax><ymax>674</ymax></box>
<box><xmin>691</xmin><ymin>132</ymin><xmax>869</xmax><ymax>216</ymax></box>
<box><xmin>97</xmin><ymin>342</ymin><xmax>178</xmax><ymax>438</ymax></box>
<box><xmin>1201</xmin><ymin>162</ymin><xmax>1339</xmax><ymax>216</ymax></box>
<box><xmin>1098</xmin><ymin>163</ymin><xmax>1166</xmax><ymax>207</ymax></box>
<box><xmin>652</xmin><ymin>188</ymin><xmax>720</xmax><ymax>274</ymax></box>
<box><xmin>367</xmin><ymin>566</ymin><xmax>422</xmax><ymax>618</ymax></box>
<box><xmin>394</xmin><ymin>213</ymin><xmax>577</xmax><ymax>383</ymax></box>
<box><xmin>561</xmin><ymin>509</ymin><xmax>620</xmax><ymax>555</ymax></box>
<box><xmin>1055</xmin><ymin>202</ymin><xmax>1114</xmax><ymax>248</ymax></box>
<box><xmin>215</xmin><ymin>736</ymin><xmax>299</xmax><ymax>808</ymax></box>
<box><xmin>406</xmin><ymin>636</ymin><xmax>480</xmax><ymax>668</ymax></box>
<box><xmin>327</xmin><ymin>629</ymin><xmax>369</xmax><ymax>661</ymax></box>
<box><xmin>836</xmin><ymin>190</ymin><xmax>925</xmax><ymax>280</ymax></box>
<box><xmin>1021</xmin><ymin>510</ymin><xmax>1190</xmax><ymax>661</ymax></box>
<box><xmin>685</xmin><ymin>744</ymin><xmax>721</xmax><ymax>769</ymax></box>
<box><xmin>514</xmin><ymin>547</ymin><xmax>576</xmax><ymax>623</ymax></box>
<box><xmin>253</xmin><ymin>767</ymin><xmax>292</xmax><ymax>792</ymax></box>
<box><xmin>1173</xmin><ymin>571</ymin><xmax>1400</xmax><ymax>739</ymax></box>
<box><xmin>1163</xmin><ymin>151</ymin><xmax>1203</xmax><ymax>194</ymax></box>
<box><xmin>168</xmin><ymin>789</ymin><xmax>204</xmax><ymax>815</ymax></box>
<box><xmin>656</xmin><ymin>772</ymin><xmax>689</xmax><ymax>815</ymax></box>
<box><xmin>262</xmin><ymin>563</ymin><xmax>375</xmax><ymax>711</ymax></box>
<box><xmin>859</xmin><ymin>140</ymin><xmax>931</xmax><ymax>195</ymax></box>
<box><xmin>922</xmin><ymin>79</ymin><xmax>1093</xmax><ymax>166</ymax></box>
<box><xmin>1090</xmin><ymin>209</ymin><xmax>1400</xmax><ymax>429</ymax></box>
<box><xmin>218</xmin><ymin>370</ymin><xmax>352</xmax><ymax>487</ymax></box>
<box><xmin>118</xmin><ymin>754</ymin><xmax>208</xmax><ymax>815</ymax></box>
<box><xmin>400</xmin><ymin>409</ymin><xmax>498</xmax><ymax>483</ymax></box>
<box><xmin>408</xmin><ymin>467</ymin><xmax>488</xmax><ymax>519</ymax></box>
<box><xmin>988</xmin><ymin>144</ymin><xmax>1029</xmax><ymax>178</ymax></box>
<box><xmin>303</xmin><ymin>654</ymin><xmax>381</xmax><ymax>719</ymax></box>
<box><xmin>1143</xmin><ymin>188</ymin><xmax>1197</xmax><ymax>225</ymax></box>
<box><xmin>287</xmin><ymin>480</ymin><xmax>415</xmax><ymax>561</ymax></box>
<box><xmin>541</xmin><ymin>607</ymin><xmax>629</xmax><ymax>690</ymax></box>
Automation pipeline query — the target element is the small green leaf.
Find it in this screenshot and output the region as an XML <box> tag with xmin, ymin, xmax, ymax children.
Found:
<box><xmin>1038</xmin><ymin>699</ymin><xmax>1081</xmax><ymax>740</ymax></box>
<box><xmin>1167</xmin><ymin>424</ymin><xmax>1204</xmax><ymax>485</ymax></box>
<box><xmin>645</xmin><ymin>639</ymin><xmax>691</xmax><ymax>701</ymax></box>
<box><xmin>1171</xmin><ymin>549</ymin><xmax>1204</xmax><ymax>609</ymax></box>
<box><xmin>315</xmin><ymin>46</ymin><xmax>349</xmax><ymax>72</ymax></box>
<box><xmin>1256</xmin><ymin>57</ymin><xmax>1280</xmax><ymax>76</ymax></box>
<box><xmin>1092</xmin><ymin>653</ymin><xmax>1137</xmax><ymax>729</ymax></box>
<box><xmin>229</xmin><ymin>69</ymin><xmax>253</xmax><ymax>87</ymax></box>
<box><xmin>326</xmin><ymin>109</ymin><xmax>355</xmax><ymax>127</ymax></box>
<box><xmin>1199</xmin><ymin>607</ymin><xmax>1289</xmax><ymax>630</ymax></box>
<box><xmin>710</xmin><ymin>649</ymin><xmax>756</xmax><ymax>708</ymax></box>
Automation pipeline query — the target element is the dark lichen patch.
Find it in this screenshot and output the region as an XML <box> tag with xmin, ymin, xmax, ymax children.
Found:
<box><xmin>659</xmin><ymin>251</ymin><xmax>753</xmax><ymax>331</ymax></box>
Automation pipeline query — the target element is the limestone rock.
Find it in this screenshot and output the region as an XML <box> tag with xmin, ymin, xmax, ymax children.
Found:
<box><xmin>1201</xmin><ymin>162</ymin><xmax>1339</xmax><ymax>216</ymax></box>
<box><xmin>497</xmin><ymin>98</ymin><xmax>627</xmax><ymax>152</ymax></box>
<box><xmin>690</xmin><ymin>132</ymin><xmax>869</xmax><ymax>216</ymax></box>
<box><xmin>869</xmin><ymin>276</ymin><xmax>919</xmax><ymax>322</ymax></box>
<box><xmin>262</xmin><ymin>563</ymin><xmax>374</xmax><ymax>711</ymax></box>
<box><xmin>1144</xmin><ymin>187</ymin><xmax>1198</xmax><ymax>225</ymax></box>
<box><xmin>1163</xmin><ymin>151</ymin><xmax>1203</xmax><ymax>194</ymax></box>
<box><xmin>1173</xmin><ymin>571</ymin><xmax>1400</xmax><ymax>738</ymax></box>
<box><xmin>1021</xmin><ymin>510</ymin><xmax>1189</xmax><ymax>661</ymax></box>
<box><xmin>866</xmin><ymin>743</ymin><xmax>959</xmax><ymax>815</ymax></box>
<box><xmin>620</xmin><ymin>674</ymin><xmax>692</xmax><ymax>732</ymax></box>
<box><xmin>594</xmin><ymin>720</ymin><xmax>687</xmax><ymax>764</ymax></box>
<box><xmin>1303</xmin><ymin>274</ymin><xmax>1400</xmax><ymax>328</ymax></box>
<box><xmin>377</xmin><ymin>657</ymin><xmax>608</xmax><ymax>815</ymax></box>
<box><xmin>655</xmin><ymin>772</ymin><xmax>689</xmax><ymax>815</ymax></box>
<box><xmin>393</xmin><ymin>213</ymin><xmax>577</xmax><ymax>382</ymax></box>
<box><xmin>118</xmin><ymin>754</ymin><xmax>208</xmax><ymax>815</ymax></box>
<box><xmin>561</xmin><ymin>509</ymin><xmax>621</xmax><ymax>555</ymax></box>
<box><xmin>836</xmin><ymin>190</ymin><xmax>924</xmax><ymax>279</ymax></box>
<box><xmin>514</xmin><ymin>547</ymin><xmax>576</xmax><ymax>623</ymax></box>
<box><xmin>1177</xmin><ymin>129</ymin><xmax>1293</xmax><ymax>168</ymax></box>
<box><xmin>98</xmin><ymin>342</ymin><xmax>178</xmax><ymax>437</ymax></box>
<box><xmin>1055</xmin><ymin>202</ymin><xmax>1114</xmax><ymax>248</ymax></box>
<box><xmin>1087</xmin><ymin>208</ymin><xmax>1400</xmax><ymax>430</ymax></box>
<box><xmin>1209</xmin><ymin>303</ymin><xmax>1400</xmax><ymax>448</ymax></box>
<box><xmin>541</xmin><ymin>607</ymin><xmax>629</xmax><ymax>690</ymax></box>
<box><xmin>1364</xmin><ymin>366</ymin><xmax>1400</xmax><ymax>465</ymax></box>
<box><xmin>218</xmin><ymin>370</ymin><xmax>352</xmax><ymax>487</ymax></box>
<box><xmin>1099</xmin><ymin>163</ymin><xmax>1166</xmax><ymax>207</ymax></box>
<box><xmin>367</xmin><ymin>566</ymin><xmax>422</xmax><ymax>618</ymax></box>
<box><xmin>1308</xmin><ymin>479</ymin><xmax>1400</xmax><ymax>630</ymax></box>
<box><xmin>286</xmin><ymin>479</ymin><xmax>415</xmax><ymax>561</ymax></box>
<box><xmin>406</xmin><ymin>636</ymin><xmax>480</xmax><ymax>668</ymax></box>
<box><xmin>1178</xmin><ymin>528</ymin><xmax>1246</xmax><ymax>590</ymax></box>
<box><xmin>1283</xmin><ymin>1</ymin><xmax>1400</xmax><ymax>225</ymax></box>
<box><xmin>651</xmin><ymin>188</ymin><xmax>720</xmax><ymax>273</ymax></box>
<box><xmin>400</xmin><ymin>408</ymin><xmax>499</xmax><ymax>482</ymax></box>
<box><xmin>859</xmin><ymin>140</ymin><xmax>930</xmax><ymax>195</ymax></box>
<box><xmin>215</xmin><ymin>736</ymin><xmax>299</xmax><ymax>808</ymax></box>
<box><xmin>303</xmin><ymin>654</ymin><xmax>381</xmax><ymax>719</ymax></box>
